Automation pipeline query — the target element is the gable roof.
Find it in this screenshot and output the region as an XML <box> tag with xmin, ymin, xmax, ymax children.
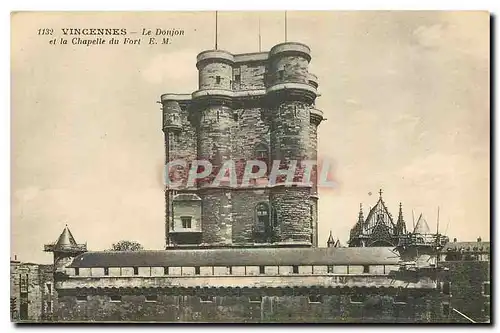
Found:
<box><xmin>68</xmin><ymin>247</ymin><xmax>400</xmax><ymax>268</ymax></box>
<box><xmin>364</xmin><ymin>198</ymin><xmax>394</xmax><ymax>228</ymax></box>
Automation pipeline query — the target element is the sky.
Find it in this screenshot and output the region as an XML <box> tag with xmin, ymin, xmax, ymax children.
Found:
<box><xmin>11</xmin><ymin>11</ymin><xmax>490</xmax><ymax>264</ymax></box>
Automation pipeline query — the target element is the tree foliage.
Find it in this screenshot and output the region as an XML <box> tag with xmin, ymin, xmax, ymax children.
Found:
<box><xmin>109</xmin><ymin>240</ymin><xmax>144</xmax><ymax>251</ymax></box>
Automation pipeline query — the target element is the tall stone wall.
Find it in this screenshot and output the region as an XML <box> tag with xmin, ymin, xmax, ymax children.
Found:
<box><xmin>441</xmin><ymin>261</ymin><xmax>491</xmax><ymax>322</ymax></box>
<box><xmin>54</xmin><ymin>287</ymin><xmax>446</xmax><ymax>323</ymax></box>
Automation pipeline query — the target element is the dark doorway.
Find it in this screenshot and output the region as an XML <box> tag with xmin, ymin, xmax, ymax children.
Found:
<box><xmin>19</xmin><ymin>301</ymin><xmax>28</xmax><ymax>320</ymax></box>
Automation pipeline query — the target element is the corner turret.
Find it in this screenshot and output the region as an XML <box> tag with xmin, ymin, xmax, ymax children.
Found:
<box><xmin>44</xmin><ymin>225</ymin><xmax>87</xmax><ymax>273</ymax></box>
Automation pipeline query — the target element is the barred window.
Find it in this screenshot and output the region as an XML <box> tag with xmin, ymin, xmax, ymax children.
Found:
<box><xmin>181</xmin><ymin>216</ymin><xmax>192</xmax><ymax>229</ymax></box>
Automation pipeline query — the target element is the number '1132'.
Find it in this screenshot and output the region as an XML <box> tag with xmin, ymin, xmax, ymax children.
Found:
<box><xmin>38</xmin><ymin>29</ymin><xmax>54</xmax><ymax>35</ymax></box>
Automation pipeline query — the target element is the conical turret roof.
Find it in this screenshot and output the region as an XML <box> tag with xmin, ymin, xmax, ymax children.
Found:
<box><xmin>413</xmin><ymin>214</ymin><xmax>431</xmax><ymax>234</ymax></box>
<box><xmin>44</xmin><ymin>224</ymin><xmax>87</xmax><ymax>254</ymax></box>
<box><xmin>55</xmin><ymin>225</ymin><xmax>78</xmax><ymax>249</ymax></box>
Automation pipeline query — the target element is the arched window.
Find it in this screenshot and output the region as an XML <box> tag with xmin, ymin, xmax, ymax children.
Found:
<box><xmin>256</xmin><ymin>202</ymin><xmax>270</xmax><ymax>227</ymax></box>
<box><xmin>256</xmin><ymin>202</ymin><xmax>275</xmax><ymax>243</ymax></box>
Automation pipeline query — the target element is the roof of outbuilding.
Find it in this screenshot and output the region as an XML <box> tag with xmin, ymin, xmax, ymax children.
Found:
<box><xmin>69</xmin><ymin>247</ymin><xmax>400</xmax><ymax>268</ymax></box>
<box><xmin>441</xmin><ymin>241</ymin><xmax>490</xmax><ymax>253</ymax></box>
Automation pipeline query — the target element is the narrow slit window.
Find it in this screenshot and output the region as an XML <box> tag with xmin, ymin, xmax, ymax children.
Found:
<box><xmin>278</xmin><ymin>70</ymin><xmax>284</xmax><ymax>80</ymax></box>
<box><xmin>308</xmin><ymin>295</ymin><xmax>322</xmax><ymax>303</ymax></box>
<box><xmin>145</xmin><ymin>295</ymin><xmax>157</xmax><ymax>302</ymax></box>
<box><xmin>195</xmin><ymin>266</ymin><xmax>200</xmax><ymax>275</ymax></box>
<box><xmin>216</xmin><ymin>76</ymin><xmax>221</xmax><ymax>84</ymax></box>
<box><xmin>350</xmin><ymin>294</ymin><xmax>365</xmax><ymax>303</ymax></box>
<box><xmin>483</xmin><ymin>282</ymin><xmax>490</xmax><ymax>296</ymax></box>
<box><xmin>443</xmin><ymin>281</ymin><xmax>451</xmax><ymax>295</ymax></box>
<box><xmin>394</xmin><ymin>295</ymin><xmax>408</xmax><ymax>304</ymax></box>
<box><xmin>133</xmin><ymin>267</ymin><xmax>139</xmax><ymax>275</ymax></box>
<box><xmin>249</xmin><ymin>295</ymin><xmax>262</xmax><ymax>303</ymax></box>
<box><xmin>442</xmin><ymin>303</ymin><xmax>450</xmax><ymax>316</ymax></box>
<box><xmin>259</xmin><ymin>266</ymin><xmax>265</xmax><ymax>274</ymax></box>
<box><xmin>200</xmin><ymin>295</ymin><xmax>213</xmax><ymax>303</ymax></box>
<box><xmin>292</xmin><ymin>265</ymin><xmax>299</xmax><ymax>274</ymax></box>
<box><xmin>110</xmin><ymin>295</ymin><xmax>121</xmax><ymax>302</ymax></box>
<box><xmin>104</xmin><ymin>267</ymin><xmax>109</xmax><ymax>276</ymax></box>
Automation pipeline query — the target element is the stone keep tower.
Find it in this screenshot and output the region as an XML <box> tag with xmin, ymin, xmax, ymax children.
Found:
<box><xmin>265</xmin><ymin>43</ymin><xmax>319</xmax><ymax>244</ymax></box>
<box><xmin>194</xmin><ymin>50</ymin><xmax>236</xmax><ymax>245</ymax></box>
<box><xmin>161</xmin><ymin>42</ymin><xmax>323</xmax><ymax>248</ymax></box>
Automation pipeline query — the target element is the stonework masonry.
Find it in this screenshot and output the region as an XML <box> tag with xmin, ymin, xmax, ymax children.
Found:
<box><xmin>16</xmin><ymin>41</ymin><xmax>490</xmax><ymax>324</ymax></box>
<box><xmin>10</xmin><ymin>261</ymin><xmax>54</xmax><ymax>321</ymax></box>
<box><xmin>162</xmin><ymin>42</ymin><xmax>323</xmax><ymax>248</ymax></box>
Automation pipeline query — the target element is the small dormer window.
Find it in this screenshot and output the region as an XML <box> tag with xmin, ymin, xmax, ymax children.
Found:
<box><xmin>216</xmin><ymin>76</ymin><xmax>221</xmax><ymax>84</ymax></box>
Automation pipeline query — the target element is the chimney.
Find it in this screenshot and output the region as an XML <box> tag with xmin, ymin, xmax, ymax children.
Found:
<box><xmin>14</xmin><ymin>255</ymin><xmax>17</xmax><ymax>261</ymax></box>
<box><xmin>453</xmin><ymin>238</ymin><xmax>457</xmax><ymax>243</ymax></box>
